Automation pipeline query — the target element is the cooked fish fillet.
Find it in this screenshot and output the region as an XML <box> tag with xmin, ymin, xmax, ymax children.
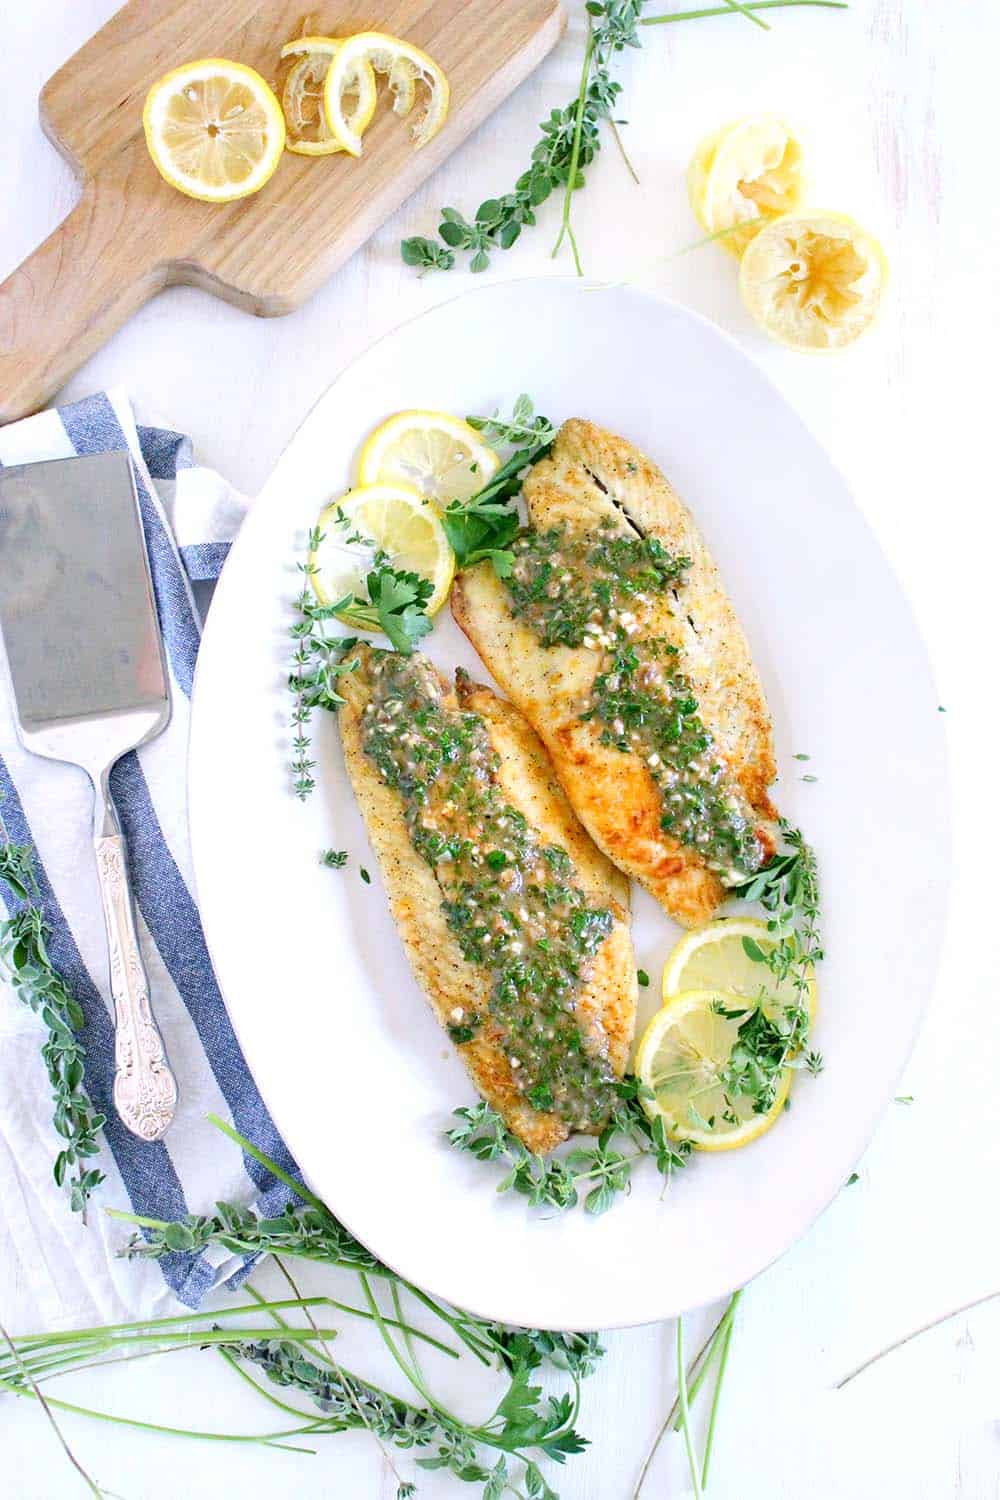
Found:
<box><xmin>338</xmin><ymin>645</ymin><xmax>636</xmax><ymax>1154</ymax></box>
<box><xmin>452</xmin><ymin>418</ymin><xmax>777</xmax><ymax>927</ymax></box>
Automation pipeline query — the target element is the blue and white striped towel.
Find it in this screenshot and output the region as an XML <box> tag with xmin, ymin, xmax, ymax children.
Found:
<box><xmin>0</xmin><ymin>390</ymin><xmax>297</xmax><ymax>1329</ymax></box>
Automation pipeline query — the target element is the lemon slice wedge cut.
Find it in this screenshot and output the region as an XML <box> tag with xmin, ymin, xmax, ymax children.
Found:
<box><xmin>310</xmin><ymin>483</ymin><xmax>455</xmax><ymax>618</ymax></box>
<box><xmin>688</xmin><ymin>116</ymin><xmax>806</xmax><ymax>257</ymax></box>
<box><xmin>323</xmin><ymin>32</ymin><xmax>450</xmax><ymax>157</ymax></box>
<box><xmin>280</xmin><ymin>36</ymin><xmax>377</xmax><ymax>156</ymax></box>
<box><xmin>143</xmin><ymin>59</ymin><xmax>285</xmax><ymax>202</ymax></box>
<box><xmin>358</xmin><ymin>411</ymin><xmax>499</xmax><ymax>505</ymax></box>
<box><xmin>662</xmin><ymin>917</ymin><xmax>817</xmax><ymax>1020</ymax></box>
<box><xmin>635</xmin><ymin>989</ymin><xmax>793</xmax><ymax>1152</ymax></box>
<box><xmin>739</xmin><ymin>211</ymin><xmax>889</xmax><ymax>351</ymax></box>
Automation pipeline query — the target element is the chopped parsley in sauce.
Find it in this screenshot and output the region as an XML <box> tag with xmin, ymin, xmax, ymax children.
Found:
<box><xmin>360</xmin><ymin>653</ymin><xmax>616</xmax><ymax>1129</ymax></box>
<box><xmin>501</xmin><ymin>523</ymin><xmax>765</xmax><ymax>880</ymax></box>
<box><xmin>505</xmin><ymin>524</ymin><xmax>691</xmax><ymax>648</ymax></box>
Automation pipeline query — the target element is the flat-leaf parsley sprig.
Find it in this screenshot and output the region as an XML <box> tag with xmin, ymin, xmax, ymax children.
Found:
<box><xmin>448</xmin><ymin>1080</ymin><xmax>691</xmax><ymax>1216</ymax></box>
<box><xmin>440</xmin><ymin>395</ymin><xmax>554</xmax><ymax>572</ymax></box>
<box><xmin>0</xmin><ymin>833</ymin><xmax>106</xmax><ymax>1217</ymax></box>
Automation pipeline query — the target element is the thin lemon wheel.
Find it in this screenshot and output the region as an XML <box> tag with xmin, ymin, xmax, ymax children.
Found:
<box><xmin>310</xmin><ymin>483</ymin><xmax>455</xmax><ymax>617</ymax></box>
<box><xmin>280</xmin><ymin>37</ymin><xmax>377</xmax><ymax>156</ymax></box>
<box><xmin>143</xmin><ymin>59</ymin><xmax>285</xmax><ymax>202</ymax></box>
<box><xmin>739</xmin><ymin>211</ymin><xmax>888</xmax><ymax>351</ymax></box>
<box><xmin>688</xmin><ymin>116</ymin><xmax>806</xmax><ymax>257</ymax></box>
<box><xmin>358</xmin><ymin>411</ymin><xmax>500</xmax><ymax>505</ymax></box>
<box><xmin>635</xmin><ymin>989</ymin><xmax>791</xmax><ymax>1151</ymax></box>
<box><xmin>323</xmin><ymin>32</ymin><xmax>450</xmax><ymax>157</ymax></box>
<box><xmin>663</xmin><ymin>917</ymin><xmax>817</xmax><ymax>1022</ymax></box>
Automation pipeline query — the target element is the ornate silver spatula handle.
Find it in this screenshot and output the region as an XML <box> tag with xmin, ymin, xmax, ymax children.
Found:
<box><xmin>94</xmin><ymin>831</ymin><xmax>177</xmax><ymax>1141</ymax></box>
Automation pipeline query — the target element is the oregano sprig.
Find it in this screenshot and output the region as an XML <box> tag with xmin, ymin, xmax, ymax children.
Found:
<box><xmin>0</xmin><ymin>837</ymin><xmax>106</xmax><ymax>1217</ymax></box>
<box><xmin>447</xmin><ymin>1079</ymin><xmax>691</xmax><ymax>1216</ymax></box>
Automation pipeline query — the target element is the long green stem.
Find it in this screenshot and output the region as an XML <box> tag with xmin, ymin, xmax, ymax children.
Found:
<box><xmin>675</xmin><ymin>1320</ymin><xmax>704</xmax><ymax>1500</ymax></box>
<box><xmin>642</xmin><ymin>0</ymin><xmax>847</xmax><ymax>21</ymax></box>
<box><xmin>552</xmin><ymin>16</ymin><xmax>596</xmax><ymax>273</ymax></box>
<box><xmin>0</xmin><ymin>1322</ymin><xmax>104</xmax><ymax>1498</ymax></box>
<box><xmin>702</xmin><ymin>1304</ymin><xmax>738</xmax><ymax>1486</ymax></box>
<box><xmin>722</xmin><ymin>0</ymin><xmax>771</xmax><ymax>27</ymax></box>
<box><xmin>206</xmin><ymin>1114</ymin><xmax>326</xmax><ymax>1212</ymax></box>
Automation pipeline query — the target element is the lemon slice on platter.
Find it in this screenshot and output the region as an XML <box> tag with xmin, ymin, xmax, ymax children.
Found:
<box><xmin>739</xmin><ymin>211</ymin><xmax>888</xmax><ymax>351</ymax></box>
<box><xmin>310</xmin><ymin>483</ymin><xmax>455</xmax><ymax>617</ymax></box>
<box><xmin>662</xmin><ymin>916</ymin><xmax>817</xmax><ymax>1020</ymax></box>
<box><xmin>143</xmin><ymin>59</ymin><xmax>285</xmax><ymax>202</ymax></box>
<box><xmin>635</xmin><ymin>988</ymin><xmax>793</xmax><ymax>1152</ymax></box>
<box><xmin>280</xmin><ymin>36</ymin><xmax>377</xmax><ymax>156</ymax></box>
<box><xmin>358</xmin><ymin>411</ymin><xmax>500</xmax><ymax>505</ymax></box>
<box><xmin>323</xmin><ymin>32</ymin><xmax>450</xmax><ymax>156</ymax></box>
<box><xmin>688</xmin><ymin>115</ymin><xmax>805</xmax><ymax>257</ymax></box>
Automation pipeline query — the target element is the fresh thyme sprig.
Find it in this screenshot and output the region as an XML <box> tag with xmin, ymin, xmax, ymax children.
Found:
<box><xmin>448</xmin><ymin>1078</ymin><xmax>691</xmax><ymax>1216</ymax></box>
<box><xmin>441</xmin><ymin>395</ymin><xmax>554</xmax><ymax>571</ymax></box>
<box><xmin>0</xmin><ymin>836</ymin><xmax>106</xmax><ymax>1217</ymax></box>
<box><xmin>401</xmin><ymin>0</ymin><xmax>848</xmax><ymax>276</ymax></box>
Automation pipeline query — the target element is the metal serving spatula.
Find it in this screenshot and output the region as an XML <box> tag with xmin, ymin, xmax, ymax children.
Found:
<box><xmin>0</xmin><ymin>451</ymin><xmax>177</xmax><ymax>1141</ymax></box>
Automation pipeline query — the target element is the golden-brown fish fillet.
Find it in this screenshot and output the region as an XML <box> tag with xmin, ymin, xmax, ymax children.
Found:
<box><xmin>452</xmin><ymin>418</ymin><xmax>777</xmax><ymax>927</ymax></box>
<box><xmin>338</xmin><ymin>645</ymin><xmax>636</xmax><ymax>1153</ymax></box>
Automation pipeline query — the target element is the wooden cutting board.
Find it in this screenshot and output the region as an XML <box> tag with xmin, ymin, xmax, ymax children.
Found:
<box><xmin>0</xmin><ymin>0</ymin><xmax>564</xmax><ymax>424</ymax></box>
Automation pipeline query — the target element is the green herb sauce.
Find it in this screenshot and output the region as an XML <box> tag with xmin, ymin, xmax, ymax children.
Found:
<box><xmin>361</xmin><ymin>653</ymin><xmax>616</xmax><ymax>1128</ymax></box>
<box><xmin>505</xmin><ymin>524</ymin><xmax>691</xmax><ymax>648</ymax></box>
<box><xmin>503</xmin><ymin>525</ymin><xmax>764</xmax><ymax>879</ymax></box>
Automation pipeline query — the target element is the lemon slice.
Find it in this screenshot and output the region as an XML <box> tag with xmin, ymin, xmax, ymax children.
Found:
<box><xmin>688</xmin><ymin>116</ymin><xmax>806</xmax><ymax>257</ymax></box>
<box><xmin>739</xmin><ymin>212</ymin><xmax>888</xmax><ymax>351</ymax></box>
<box><xmin>143</xmin><ymin>59</ymin><xmax>285</xmax><ymax>202</ymax></box>
<box><xmin>663</xmin><ymin>917</ymin><xmax>817</xmax><ymax>1020</ymax></box>
<box><xmin>323</xmin><ymin>32</ymin><xmax>450</xmax><ymax>156</ymax></box>
<box><xmin>310</xmin><ymin>483</ymin><xmax>455</xmax><ymax>617</ymax></box>
<box><xmin>358</xmin><ymin>411</ymin><xmax>500</xmax><ymax>505</ymax></box>
<box><xmin>635</xmin><ymin>989</ymin><xmax>792</xmax><ymax>1151</ymax></box>
<box><xmin>280</xmin><ymin>36</ymin><xmax>377</xmax><ymax>156</ymax></box>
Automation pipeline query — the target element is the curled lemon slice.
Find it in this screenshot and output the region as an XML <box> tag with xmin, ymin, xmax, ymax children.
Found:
<box><xmin>662</xmin><ymin>917</ymin><xmax>817</xmax><ymax>1021</ymax></box>
<box><xmin>358</xmin><ymin>411</ymin><xmax>499</xmax><ymax>505</ymax></box>
<box><xmin>310</xmin><ymin>483</ymin><xmax>455</xmax><ymax>618</ymax></box>
<box><xmin>143</xmin><ymin>59</ymin><xmax>285</xmax><ymax>202</ymax></box>
<box><xmin>323</xmin><ymin>32</ymin><xmax>450</xmax><ymax>157</ymax></box>
<box><xmin>739</xmin><ymin>211</ymin><xmax>888</xmax><ymax>351</ymax></box>
<box><xmin>280</xmin><ymin>36</ymin><xmax>377</xmax><ymax>156</ymax></box>
<box><xmin>635</xmin><ymin>989</ymin><xmax>792</xmax><ymax>1152</ymax></box>
<box><xmin>688</xmin><ymin>116</ymin><xmax>805</xmax><ymax>257</ymax></box>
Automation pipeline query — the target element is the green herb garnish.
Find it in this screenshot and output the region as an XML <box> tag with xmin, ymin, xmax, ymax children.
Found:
<box><xmin>0</xmin><ymin>834</ymin><xmax>106</xmax><ymax>1217</ymax></box>
<box><xmin>440</xmin><ymin>396</ymin><xmax>555</xmax><ymax>571</ymax></box>
<box><xmin>321</xmin><ymin>849</ymin><xmax>349</xmax><ymax>868</ymax></box>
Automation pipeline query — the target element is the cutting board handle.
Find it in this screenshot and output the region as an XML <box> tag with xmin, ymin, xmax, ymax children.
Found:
<box><xmin>0</xmin><ymin>183</ymin><xmax>165</xmax><ymax>425</ymax></box>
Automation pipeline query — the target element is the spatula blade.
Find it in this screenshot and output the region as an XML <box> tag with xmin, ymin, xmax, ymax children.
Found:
<box><xmin>0</xmin><ymin>451</ymin><xmax>169</xmax><ymax>756</ymax></box>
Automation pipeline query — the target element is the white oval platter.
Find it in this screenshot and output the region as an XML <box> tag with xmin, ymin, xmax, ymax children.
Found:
<box><xmin>189</xmin><ymin>279</ymin><xmax>949</xmax><ymax>1330</ymax></box>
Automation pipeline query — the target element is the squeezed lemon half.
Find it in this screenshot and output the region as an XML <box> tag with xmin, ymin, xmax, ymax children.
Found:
<box><xmin>358</xmin><ymin>411</ymin><xmax>499</xmax><ymax>505</ymax></box>
<box><xmin>280</xmin><ymin>36</ymin><xmax>377</xmax><ymax>156</ymax></box>
<box><xmin>143</xmin><ymin>59</ymin><xmax>285</xmax><ymax>202</ymax></box>
<box><xmin>310</xmin><ymin>483</ymin><xmax>455</xmax><ymax>618</ymax></box>
<box><xmin>323</xmin><ymin>32</ymin><xmax>450</xmax><ymax>156</ymax></box>
<box><xmin>688</xmin><ymin>116</ymin><xmax>806</xmax><ymax>257</ymax></box>
<box><xmin>739</xmin><ymin>211</ymin><xmax>888</xmax><ymax>350</ymax></box>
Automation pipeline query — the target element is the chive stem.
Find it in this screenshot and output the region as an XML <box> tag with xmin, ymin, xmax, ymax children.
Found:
<box><xmin>675</xmin><ymin>1318</ymin><xmax>705</xmax><ymax>1500</ymax></box>
<box><xmin>642</xmin><ymin>0</ymin><xmax>847</xmax><ymax>21</ymax></box>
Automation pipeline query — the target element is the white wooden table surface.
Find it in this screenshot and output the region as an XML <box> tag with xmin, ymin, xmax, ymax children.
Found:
<box><xmin>2</xmin><ymin>1</ymin><xmax>999</xmax><ymax>1496</ymax></box>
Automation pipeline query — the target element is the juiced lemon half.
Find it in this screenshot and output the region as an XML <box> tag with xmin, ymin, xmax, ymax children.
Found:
<box><xmin>688</xmin><ymin>115</ymin><xmax>806</xmax><ymax>257</ymax></box>
<box><xmin>739</xmin><ymin>211</ymin><xmax>888</xmax><ymax>350</ymax></box>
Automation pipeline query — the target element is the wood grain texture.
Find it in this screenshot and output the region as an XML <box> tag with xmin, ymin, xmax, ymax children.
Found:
<box><xmin>0</xmin><ymin>0</ymin><xmax>564</xmax><ymax>422</ymax></box>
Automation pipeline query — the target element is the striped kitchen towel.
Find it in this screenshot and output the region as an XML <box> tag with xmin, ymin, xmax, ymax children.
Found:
<box><xmin>0</xmin><ymin>390</ymin><xmax>298</xmax><ymax>1329</ymax></box>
